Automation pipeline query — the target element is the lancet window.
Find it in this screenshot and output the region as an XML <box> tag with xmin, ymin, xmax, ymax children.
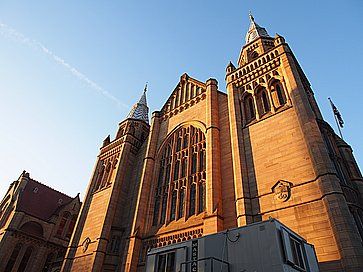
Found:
<box><xmin>152</xmin><ymin>125</ymin><xmax>206</xmax><ymax>226</ymax></box>
<box><xmin>256</xmin><ymin>88</ymin><xmax>271</xmax><ymax>116</ymax></box>
<box><xmin>242</xmin><ymin>79</ymin><xmax>288</xmax><ymax>124</ymax></box>
<box><xmin>93</xmin><ymin>156</ymin><xmax>118</xmax><ymax>192</ymax></box>
<box><xmin>244</xmin><ymin>94</ymin><xmax>256</xmax><ymax>123</ymax></box>
<box><xmin>271</xmin><ymin>81</ymin><xmax>286</xmax><ymax>107</ymax></box>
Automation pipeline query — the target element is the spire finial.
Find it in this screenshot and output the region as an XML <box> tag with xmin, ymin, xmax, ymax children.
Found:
<box><xmin>249</xmin><ymin>11</ymin><xmax>254</xmax><ymax>22</ymax></box>
<box><xmin>144</xmin><ymin>82</ymin><xmax>148</xmax><ymax>93</ymax></box>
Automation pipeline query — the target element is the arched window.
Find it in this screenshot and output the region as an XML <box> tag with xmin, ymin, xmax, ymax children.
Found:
<box><xmin>170</xmin><ymin>190</ymin><xmax>177</xmax><ymax>221</ymax></box>
<box><xmin>271</xmin><ymin>81</ymin><xmax>286</xmax><ymax>107</ymax></box>
<box><xmin>5</xmin><ymin>243</ymin><xmax>22</xmax><ymax>271</ymax></box>
<box><xmin>18</xmin><ymin>246</ymin><xmax>33</xmax><ymax>272</ymax></box>
<box><xmin>56</xmin><ymin>212</ymin><xmax>70</xmax><ymax>237</ymax></box>
<box><xmin>244</xmin><ymin>95</ymin><xmax>256</xmax><ymax>123</ymax></box>
<box><xmin>153</xmin><ymin>125</ymin><xmax>206</xmax><ymax>225</ymax></box>
<box><xmin>42</xmin><ymin>253</ymin><xmax>54</xmax><ymax>272</ymax></box>
<box><xmin>20</xmin><ymin>221</ymin><xmax>44</xmax><ymax>237</ymax></box>
<box><xmin>189</xmin><ymin>183</ymin><xmax>196</xmax><ymax>216</ymax></box>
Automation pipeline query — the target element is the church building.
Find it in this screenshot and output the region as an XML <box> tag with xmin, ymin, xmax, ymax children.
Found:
<box><xmin>61</xmin><ymin>15</ymin><xmax>363</xmax><ymax>272</ymax></box>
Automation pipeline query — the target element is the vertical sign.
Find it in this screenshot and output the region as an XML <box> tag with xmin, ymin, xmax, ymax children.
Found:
<box><xmin>191</xmin><ymin>240</ymin><xmax>198</xmax><ymax>272</ymax></box>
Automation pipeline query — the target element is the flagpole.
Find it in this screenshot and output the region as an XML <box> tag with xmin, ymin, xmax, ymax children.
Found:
<box><xmin>328</xmin><ymin>97</ymin><xmax>344</xmax><ymax>139</ymax></box>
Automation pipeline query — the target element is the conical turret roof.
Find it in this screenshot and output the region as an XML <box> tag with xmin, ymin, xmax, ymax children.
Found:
<box><xmin>126</xmin><ymin>85</ymin><xmax>149</xmax><ymax>123</ymax></box>
<box><xmin>245</xmin><ymin>13</ymin><xmax>270</xmax><ymax>44</ymax></box>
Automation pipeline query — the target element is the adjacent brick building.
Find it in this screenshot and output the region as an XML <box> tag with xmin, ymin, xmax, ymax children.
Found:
<box><xmin>0</xmin><ymin>171</ymin><xmax>81</xmax><ymax>271</ymax></box>
<box><xmin>62</xmin><ymin>15</ymin><xmax>363</xmax><ymax>271</ymax></box>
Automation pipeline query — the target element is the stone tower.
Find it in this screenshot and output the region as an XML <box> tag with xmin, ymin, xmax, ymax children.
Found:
<box><xmin>62</xmin><ymin>15</ymin><xmax>363</xmax><ymax>272</ymax></box>
<box><xmin>61</xmin><ymin>87</ymin><xmax>150</xmax><ymax>271</ymax></box>
<box><xmin>225</xmin><ymin>14</ymin><xmax>363</xmax><ymax>271</ymax></box>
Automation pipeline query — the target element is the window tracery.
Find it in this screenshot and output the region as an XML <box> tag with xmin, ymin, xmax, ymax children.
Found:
<box><xmin>152</xmin><ymin>125</ymin><xmax>206</xmax><ymax>226</ymax></box>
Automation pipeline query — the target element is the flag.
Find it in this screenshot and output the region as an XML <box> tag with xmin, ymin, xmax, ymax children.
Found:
<box><xmin>328</xmin><ymin>98</ymin><xmax>344</xmax><ymax>128</ymax></box>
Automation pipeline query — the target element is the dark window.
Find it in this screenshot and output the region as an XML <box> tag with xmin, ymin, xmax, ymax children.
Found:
<box><xmin>191</xmin><ymin>153</ymin><xmax>197</xmax><ymax>174</ymax></box>
<box><xmin>275</xmin><ymin>83</ymin><xmax>286</xmax><ymax>106</ymax></box>
<box><xmin>290</xmin><ymin>237</ymin><xmax>305</xmax><ymax>269</ymax></box>
<box><xmin>5</xmin><ymin>243</ymin><xmax>22</xmax><ymax>272</ymax></box>
<box><xmin>198</xmin><ymin>183</ymin><xmax>206</xmax><ymax>214</ymax></box>
<box><xmin>248</xmin><ymin>97</ymin><xmax>255</xmax><ymax>118</ymax></box>
<box><xmin>199</xmin><ymin>150</ymin><xmax>205</xmax><ymax>171</ymax></box>
<box><xmin>66</xmin><ymin>215</ymin><xmax>77</xmax><ymax>239</ymax></box>
<box><xmin>18</xmin><ymin>246</ymin><xmax>33</xmax><ymax>272</ymax></box>
<box><xmin>176</xmin><ymin>137</ymin><xmax>182</xmax><ymax>152</ymax></box>
<box><xmin>183</xmin><ymin>134</ymin><xmax>188</xmax><ymax>148</ymax></box>
<box><xmin>158</xmin><ymin>164</ymin><xmax>164</xmax><ymax>187</ymax></box>
<box><xmin>56</xmin><ymin>212</ymin><xmax>70</xmax><ymax>236</ymax></box>
<box><xmin>262</xmin><ymin>91</ymin><xmax>270</xmax><ymax>113</ymax></box>
<box><xmin>153</xmin><ymin>197</ymin><xmax>160</xmax><ymax>226</ymax></box>
<box><xmin>170</xmin><ymin>191</ymin><xmax>177</xmax><ymax>221</ymax></box>
<box><xmin>173</xmin><ymin>161</ymin><xmax>180</xmax><ymax>181</ymax></box>
<box><xmin>189</xmin><ymin>183</ymin><xmax>196</xmax><ymax>216</ymax></box>
<box><xmin>42</xmin><ymin>253</ymin><xmax>54</xmax><ymax>272</ymax></box>
<box><xmin>157</xmin><ymin>252</ymin><xmax>175</xmax><ymax>272</ymax></box>
<box><xmin>178</xmin><ymin>189</ymin><xmax>185</xmax><ymax>219</ymax></box>
<box><xmin>181</xmin><ymin>158</ymin><xmax>187</xmax><ymax>178</ymax></box>
<box><xmin>244</xmin><ymin>95</ymin><xmax>256</xmax><ymax>123</ymax></box>
<box><xmin>165</xmin><ymin>164</ymin><xmax>171</xmax><ymax>184</ymax></box>
<box><xmin>160</xmin><ymin>195</ymin><xmax>167</xmax><ymax>225</ymax></box>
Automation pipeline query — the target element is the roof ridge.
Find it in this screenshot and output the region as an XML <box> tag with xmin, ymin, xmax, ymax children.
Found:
<box><xmin>28</xmin><ymin>178</ymin><xmax>74</xmax><ymax>199</ymax></box>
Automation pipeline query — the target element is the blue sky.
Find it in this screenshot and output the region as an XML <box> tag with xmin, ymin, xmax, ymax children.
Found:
<box><xmin>0</xmin><ymin>1</ymin><xmax>362</xmax><ymax>198</ymax></box>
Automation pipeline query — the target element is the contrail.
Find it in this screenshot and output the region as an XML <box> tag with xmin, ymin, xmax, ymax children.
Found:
<box><xmin>0</xmin><ymin>22</ymin><xmax>129</xmax><ymax>109</ymax></box>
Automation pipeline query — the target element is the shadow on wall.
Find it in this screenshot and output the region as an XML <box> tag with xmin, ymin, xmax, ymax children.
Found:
<box><xmin>242</xmin><ymin>126</ymin><xmax>261</xmax><ymax>223</ymax></box>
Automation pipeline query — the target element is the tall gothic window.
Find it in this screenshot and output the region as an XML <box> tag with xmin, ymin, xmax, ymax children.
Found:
<box><xmin>271</xmin><ymin>81</ymin><xmax>286</xmax><ymax>107</ymax></box>
<box><xmin>153</xmin><ymin>125</ymin><xmax>206</xmax><ymax>226</ymax></box>
<box><xmin>244</xmin><ymin>94</ymin><xmax>256</xmax><ymax>123</ymax></box>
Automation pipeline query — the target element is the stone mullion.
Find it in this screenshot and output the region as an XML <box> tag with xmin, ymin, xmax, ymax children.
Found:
<box><xmin>165</xmin><ymin>134</ymin><xmax>177</xmax><ymax>224</ymax></box>
<box><xmin>185</xmin><ymin>129</ymin><xmax>192</xmax><ymax>220</ymax></box>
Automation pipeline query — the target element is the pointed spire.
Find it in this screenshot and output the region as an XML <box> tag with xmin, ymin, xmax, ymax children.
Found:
<box><xmin>245</xmin><ymin>12</ymin><xmax>270</xmax><ymax>44</ymax></box>
<box><xmin>126</xmin><ymin>84</ymin><xmax>149</xmax><ymax>124</ymax></box>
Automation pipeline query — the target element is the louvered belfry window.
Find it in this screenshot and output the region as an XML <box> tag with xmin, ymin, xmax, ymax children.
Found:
<box><xmin>152</xmin><ymin>125</ymin><xmax>206</xmax><ymax>226</ymax></box>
